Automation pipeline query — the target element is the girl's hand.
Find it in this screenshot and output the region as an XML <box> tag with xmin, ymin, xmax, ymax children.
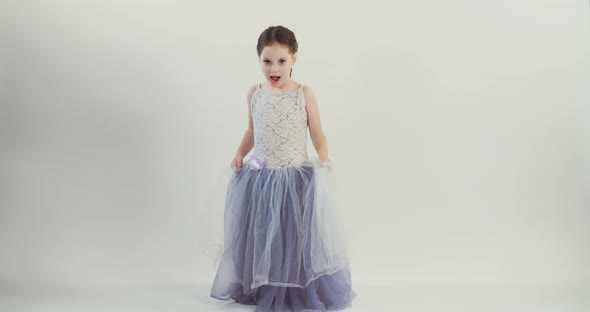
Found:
<box><xmin>320</xmin><ymin>158</ymin><xmax>333</xmax><ymax>171</ymax></box>
<box><xmin>231</xmin><ymin>154</ymin><xmax>244</xmax><ymax>171</ymax></box>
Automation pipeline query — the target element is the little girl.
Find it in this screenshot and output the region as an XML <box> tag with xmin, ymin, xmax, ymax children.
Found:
<box><xmin>210</xmin><ymin>25</ymin><xmax>357</xmax><ymax>311</ymax></box>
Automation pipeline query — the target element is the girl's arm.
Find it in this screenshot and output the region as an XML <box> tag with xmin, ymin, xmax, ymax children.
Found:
<box><xmin>232</xmin><ymin>85</ymin><xmax>257</xmax><ymax>169</ymax></box>
<box><xmin>303</xmin><ymin>85</ymin><xmax>330</xmax><ymax>162</ymax></box>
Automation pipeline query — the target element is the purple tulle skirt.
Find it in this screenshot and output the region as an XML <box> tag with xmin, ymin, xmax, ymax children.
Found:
<box><xmin>210</xmin><ymin>159</ymin><xmax>356</xmax><ymax>311</ymax></box>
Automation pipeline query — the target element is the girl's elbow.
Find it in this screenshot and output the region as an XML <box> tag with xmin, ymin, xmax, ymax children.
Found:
<box><xmin>311</xmin><ymin>131</ymin><xmax>326</xmax><ymax>143</ymax></box>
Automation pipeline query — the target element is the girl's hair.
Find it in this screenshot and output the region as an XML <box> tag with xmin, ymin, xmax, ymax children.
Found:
<box><xmin>256</xmin><ymin>26</ymin><xmax>298</xmax><ymax>78</ymax></box>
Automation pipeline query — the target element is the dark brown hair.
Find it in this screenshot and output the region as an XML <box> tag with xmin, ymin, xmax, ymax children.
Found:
<box><xmin>256</xmin><ymin>26</ymin><xmax>298</xmax><ymax>78</ymax></box>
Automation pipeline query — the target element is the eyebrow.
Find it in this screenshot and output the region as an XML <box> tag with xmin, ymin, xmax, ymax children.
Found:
<box><xmin>263</xmin><ymin>58</ymin><xmax>287</xmax><ymax>60</ymax></box>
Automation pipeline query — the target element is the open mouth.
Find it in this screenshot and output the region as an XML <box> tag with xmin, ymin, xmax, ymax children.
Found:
<box><xmin>270</xmin><ymin>76</ymin><xmax>281</xmax><ymax>83</ymax></box>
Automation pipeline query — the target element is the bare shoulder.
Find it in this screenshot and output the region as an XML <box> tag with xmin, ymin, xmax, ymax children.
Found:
<box><xmin>301</xmin><ymin>84</ymin><xmax>316</xmax><ymax>96</ymax></box>
<box><xmin>247</xmin><ymin>83</ymin><xmax>259</xmax><ymax>99</ymax></box>
<box><xmin>301</xmin><ymin>84</ymin><xmax>318</xmax><ymax>106</ymax></box>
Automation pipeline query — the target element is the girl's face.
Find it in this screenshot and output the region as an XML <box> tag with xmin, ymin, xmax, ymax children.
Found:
<box><xmin>259</xmin><ymin>42</ymin><xmax>297</xmax><ymax>87</ymax></box>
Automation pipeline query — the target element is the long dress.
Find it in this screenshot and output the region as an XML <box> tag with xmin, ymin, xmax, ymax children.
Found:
<box><xmin>210</xmin><ymin>83</ymin><xmax>357</xmax><ymax>311</ymax></box>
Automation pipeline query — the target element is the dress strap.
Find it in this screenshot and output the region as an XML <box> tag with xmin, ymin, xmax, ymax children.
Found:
<box><xmin>250</xmin><ymin>84</ymin><xmax>262</xmax><ymax>112</ymax></box>
<box><xmin>298</xmin><ymin>84</ymin><xmax>305</xmax><ymax>108</ymax></box>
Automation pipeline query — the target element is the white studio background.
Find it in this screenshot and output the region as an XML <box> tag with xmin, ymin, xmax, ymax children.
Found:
<box><xmin>1</xmin><ymin>0</ymin><xmax>589</xmax><ymax>311</ymax></box>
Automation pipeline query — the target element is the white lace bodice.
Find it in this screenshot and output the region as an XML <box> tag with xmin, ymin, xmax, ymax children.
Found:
<box><xmin>250</xmin><ymin>83</ymin><xmax>308</xmax><ymax>168</ymax></box>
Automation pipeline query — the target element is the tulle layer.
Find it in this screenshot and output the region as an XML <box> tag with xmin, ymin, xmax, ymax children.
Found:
<box><xmin>210</xmin><ymin>159</ymin><xmax>356</xmax><ymax>311</ymax></box>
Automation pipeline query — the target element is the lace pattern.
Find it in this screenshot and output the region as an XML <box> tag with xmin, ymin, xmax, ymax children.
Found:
<box><xmin>250</xmin><ymin>85</ymin><xmax>308</xmax><ymax>168</ymax></box>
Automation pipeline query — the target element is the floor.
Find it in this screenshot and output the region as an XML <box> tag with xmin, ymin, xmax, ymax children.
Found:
<box><xmin>1</xmin><ymin>280</ymin><xmax>588</xmax><ymax>312</ymax></box>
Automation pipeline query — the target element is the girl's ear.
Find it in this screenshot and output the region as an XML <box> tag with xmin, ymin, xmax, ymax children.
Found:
<box><xmin>292</xmin><ymin>52</ymin><xmax>297</xmax><ymax>64</ymax></box>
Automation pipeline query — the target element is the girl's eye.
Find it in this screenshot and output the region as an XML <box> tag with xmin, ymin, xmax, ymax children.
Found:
<box><xmin>263</xmin><ymin>60</ymin><xmax>286</xmax><ymax>64</ymax></box>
